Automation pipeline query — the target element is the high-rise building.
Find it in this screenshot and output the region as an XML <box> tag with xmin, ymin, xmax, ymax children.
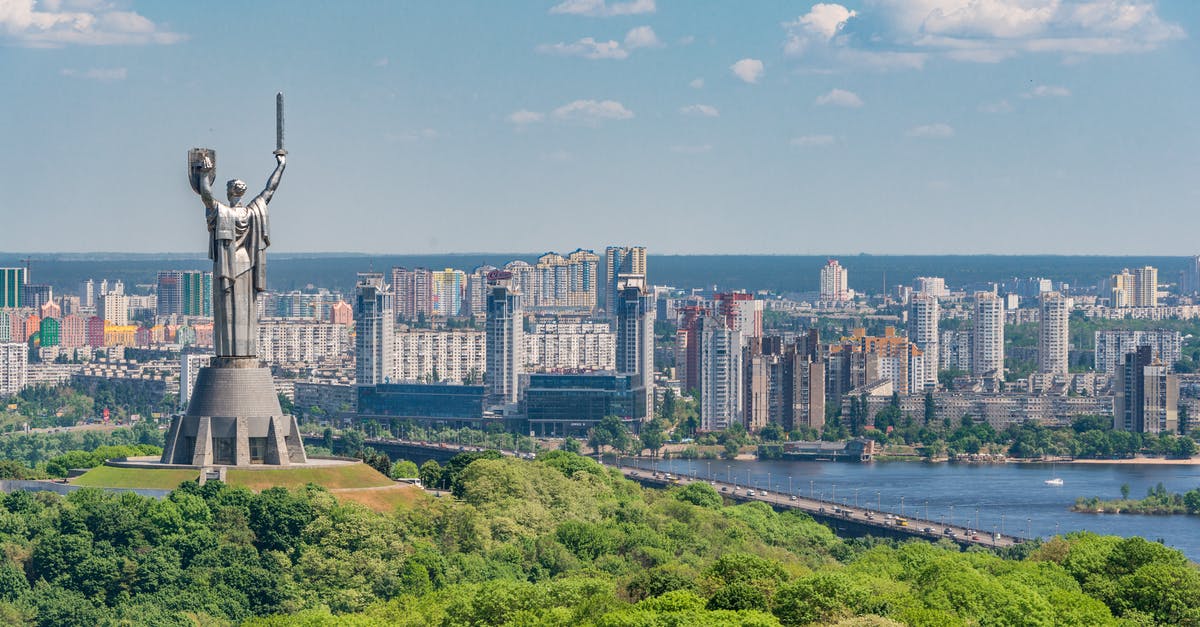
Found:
<box><xmin>1094</xmin><ymin>329</ymin><xmax>1182</xmax><ymax>374</ymax></box>
<box><xmin>909</xmin><ymin>294</ymin><xmax>939</xmax><ymax>389</ymax></box>
<box><xmin>59</xmin><ymin>315</ymin><xmax>85</xmax><ymax>348</ymax></box>
<box><xmin>1038</xmin><ymin>292</ymin><xmax>1071</xmax><ymax>375</ymax></box>
<box><xmin>180</xmin><ymin>352</ymin><xmax>214</xmax><ymax>411</ymax></box>
<box><xmin>614</xmin><ymin>280</ymin><xmax>655</xmax><ymax>407</ymax></box>
<box><xmin>157</xmin><ymin>271</ymin><xmax>183</xmax><ymax>317</ymax></box>
<box><xmin>257</xmin><ymin>319</ymin><xmax>351</xmax><ymax>365</ymax></box>
<box><xmin>1115</xmin><ymin>346</ymin><xmax>1178</xmax><ymax>434</ymax></box>
<box><xmin>329</xmin><ymin>301</ymin><xmax>353</xmax><ymax>326</ymax></box>
<box><xmin>939</xmin><ymin>329</ymin><xmax>971</xmax><ymax>373</ymax></box>
<box><xmin>485</xmin><ymin>272</ymin><xmax>523</xmax><ymax>405</ymax></box>
<box><xmin>78</xmin><ymin>279</ymin><xmax>95</xmax><ymax>308</ymax></box>
<box><xmin>85</xmin><ymin>316</ymin><xmax>105</xmax><ymax>347</ymax></box>
<box><xmin>98</xmin><ymin>292</ymin><xmax>129</xmax><ymax>326</ymax></box>
<box><xmin>394</xmin><ymin>330</ymin><xmax>487</xmax><ymax>384</ymax></box>
<box><xmin>20</xmin><ymin>284</ymin><xmax>52</xmax><ymax>311</ymax></box>
<box><xmin>354</xmin><ymin>273</ymin><xmax>394</xmax><ymax>387</ymax></box>
<box><xmin>1135</xmin><ymin>266</ymin><xmax>1158</xmax><ymax>307</ymax></box>
<box><xmin>525</xmin><ymin>321</ymin><xmax>615</xmax><ymax>371</ymax></box>
<box><xmin>0</xmin><ymin>343</ymin><xmax>28</xmax><ymax>397</ymax></box>
<box><xmin>971</xmin><ymin>292</ymin><xmax>1004</xmax><ymax>378</ymax></box>
<box><xmin>605</xmin><ymin>246</ymin><xmax>647</xmax><ymax>315</ymax></box>
<box><xmin>38</xmin><ymin>317</ymin><xmax>59</xmax><ymax>347</ymax></box>
<box><xmin>431</xmin><ymin>268</ymin><xmax>467</xmax><ymax>317</ymax></box>
<box><xmin>743</xmin><ymin>332</ymin><xmax>824</xmax><ymax>433</ymax></box>
<box><xmin>825</xmin><ymin>327</ymin><xmax>924</xmax><ymax>401</ymax></box>
<box><xmin>698</xmin><ymin>315</ymin><xmax>741</xmax><ymax>431</ymax></box>
<box><xmin>0</xmin><ymin>268</ymin><xmax>27</xmax><ymax>309</ymax></box>
<box><xmin>38</xmin><ymin>300</ymin><xmax>61</xmax><ymax>321</ymax></box>
<box><xmin>0</xmin><ymin>313</ymin><xmax>11</xmax><ymax>343</ymax></box>
<box><xmin>464</xmin><ymin>265</ymin><xmax>497</xmax><ymax>317</ymax></box>
<box><xmin>533</xmin><ymin>249</ymin><xmax>600</xmax><ymax>311</ymax></box>
<box><xmin>819</xmin><ymin>259</ymin><xmax>849</xmax><ymax>302</ymax></box>
<box><xmin>391</xmin><ymin>267</ymin><xmax>434</xmax><ymax>321</ymax></box>
<box><xmin>714</xmin><ymin>292</ymin><xmax>763</xmax><ymax>342</ymax></box>
<box><xmin>181</xmin><ymin>271</ymin><xmax>212</xmax><ymax>317</ymax></box>
<box><xmin>1184</xmin><ymin>256</ymin><xmax>1200</xmax><ymax>295</ymax></box>
<box><xmin>914</xmin><ymin>276</ymin><xmax>948</xmax><ymax>298</ymax></box>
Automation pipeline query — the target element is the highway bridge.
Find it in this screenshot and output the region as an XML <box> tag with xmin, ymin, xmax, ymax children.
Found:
<box><xmin>308</xmin><ymin>435</ymin><xmax>1031</xmax><ymax>549</ymax></box>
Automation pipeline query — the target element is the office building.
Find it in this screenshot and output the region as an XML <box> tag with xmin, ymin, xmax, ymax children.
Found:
<box><xmin>1094</xmin><ymin>329</ymin><xmax>1182</xmax><ymax>374</ymax></box>
<box><xmin>21</xmin><ymin>285</ymin><xmax>52</xmax><ymax>311</ymax></box>
<box><xmin>0</xmin><ymin>268</ymin><xmax>27</xmax><ymax>309</ymax></box>
<box><xmin>1184</xmin><ymin>256</ymin><xmax>1200</xmax><ymax>295</ymax></box>
<box><xmin>157</xmin><ymin>271</ymin><xmax>184</xmax><ymax>316</ymax></box>
<box><xmin>354</xmin><ymin>273</ymin><xmax>393</xmax><ymax>387</ymax></box>
<box><xmin>485</xmin><ymin>272</ymin><xmax>523</xmax><ymax>405</ymax></box>
<box><xmin>1038</xmin><ymin>292</ymin><xmax>1071</xmax><ymax>375</ymax></box>
<box><xmin>0</xmin><ymin>343</ymin><xmax>28</xmax><ymax>397</ymax></box>
<box><xmin>1115</xmin><ymin>346</ymin><xmax>1178</xmax><ymax>434</ymax></box>
<box><xmin>909</xmin><ymin>294</ymin><xmax>939</xmax><ymax>389</ymax></box>
<box><xmin>819</xmin><ymin>259</ymin><xmax>850</xmax><ymax>302</ymax></box>
<box><xmin>358</xmin><ymin>383</ymin><xmax>486</xmax><ymax>429</ymax></box>
<box><xmin>525</xmin><ymin>372</ymin><xmax>646</xmax><ymax>437</ymax></box>
<box><xmin>972</xmin><ymin>292</ymin><xmax>1005</xmax><ymax>378</ymax></box>
<box><xmin>78</xmin><ymin>279</ymin><xmax>95</xmax><ymax>308</ymax></box>
<box><xmin>605</xmin><ymin>245</ymin><xmax>647</xmax><ymax>314</ymax></box>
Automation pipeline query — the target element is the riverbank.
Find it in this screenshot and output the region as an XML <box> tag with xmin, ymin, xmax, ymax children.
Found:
<box><xmin>1070</xmin><ymin>456</ymin><xmax>1200</xmax><ymax>466</ymax></box>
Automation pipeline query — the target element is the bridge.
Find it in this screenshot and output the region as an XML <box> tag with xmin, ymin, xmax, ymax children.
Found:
<box><xmin>307</xmin><ymin>436</ymin><xmax>1030</xmax><ymax>549</ymax></box>
<box><xmin>616</xmin><ymin>464</ymin><xmax>1029</xmax><ymax>549</ymax></box>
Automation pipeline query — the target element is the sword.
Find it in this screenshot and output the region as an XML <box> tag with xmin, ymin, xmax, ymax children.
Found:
<box><xmin>274</xmin><ymin>92</ymin><xmax>287</xmax><ymax>156</ymax></box>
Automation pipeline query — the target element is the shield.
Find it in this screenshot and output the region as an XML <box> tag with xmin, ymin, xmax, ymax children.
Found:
<box><xmin>188</xmin><ymin>147</ymin><xmax>217</xmax><ymax>194</ymax></box>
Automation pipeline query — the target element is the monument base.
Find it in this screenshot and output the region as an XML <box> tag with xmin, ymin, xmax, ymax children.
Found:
<box><xmin>161</xmin><ymin>361</ymin><xmax>307</xmax><ymax>466</ymax></box>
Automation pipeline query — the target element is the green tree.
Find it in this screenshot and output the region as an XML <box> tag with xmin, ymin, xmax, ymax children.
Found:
<box><xmin>560</xmin><ymin>437</ymin><xmax>582</xmax><ymax>455</ymax></box>
<box><xmin>390</xmin><ymin>460</ymin><xmax>419</xmax><ymax>479</ymax></box>
<box><xmin>705</xmin><ymin>582</ymin><xmax>767</xmax><ymax>612</ymax></box>
<box><xmin>418</xmin><ymin>460</ymin><xmax>443</xmax><ymax>489</ymax></box>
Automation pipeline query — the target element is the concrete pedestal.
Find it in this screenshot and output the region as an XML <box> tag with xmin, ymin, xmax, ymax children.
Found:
<box><xmin>161</xmin><ymin>358</ymin><xmax>307</xmax><ymax>466</ymax></box>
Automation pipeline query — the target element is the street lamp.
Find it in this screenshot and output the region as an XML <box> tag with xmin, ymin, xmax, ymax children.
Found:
<box><xmin>900</xmin><ymin>496</ymin><xmax>905</xmax><ymax>516</ymax></box>
<box><xmin>925</xmin><ymin>500</ymin><xmax>929</xmax><ymax>521</ymax></box>
<box><xmin>854</xmin><ymin>488</ymin><xmax>860</xmax><ymax>508</ymax></box>
<box><xmin>877</xmin><ymin>491</ymin><xmax>881</xmax><ymax>511</ymax></box>
<box><xmin>950</xmin><ymin>505</ymin><xmax>955</xmax><ymax>526</ymax></box>
<box><xmin>832</xmin><ymin>483</ymin><xmax>836</xmax><ymax>501</ymax></box>
<box><xmin>789</xmin><ymin>475</ymin><xmax>793</xmax><ymax>496</ymax></box>
<box><xmin>810</xmin><ymin>480</ymin><xmax>815</xmax><ymax>499</ymax></box>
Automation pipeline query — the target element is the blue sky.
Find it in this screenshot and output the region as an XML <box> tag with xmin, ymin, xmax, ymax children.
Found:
<box><xmin>1</xmin><ymin>0</ymin><xmax>1197</xmax><ymax>255</ymax></box>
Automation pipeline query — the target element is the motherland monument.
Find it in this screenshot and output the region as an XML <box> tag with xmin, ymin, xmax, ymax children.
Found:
<box><xmin>160</xmin><ymin>94</ymin><xmax>308</xmax><ymax>466</ymax></box>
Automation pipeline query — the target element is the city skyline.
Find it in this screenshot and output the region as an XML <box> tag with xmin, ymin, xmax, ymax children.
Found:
<box><xmin>1</xmin><ymin>1</ymin><xmax>1198</xmax><ymax>255</ymax></box>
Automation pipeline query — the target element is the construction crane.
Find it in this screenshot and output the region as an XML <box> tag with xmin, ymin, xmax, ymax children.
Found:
<box><xmin>17</xmin><ymin>257</ymin><xmax>35</xmax><ymax>282</ymax></box>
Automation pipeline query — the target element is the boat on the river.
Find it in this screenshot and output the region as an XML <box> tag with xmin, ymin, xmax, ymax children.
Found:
<box><xmin>1044</xmin><ymin>478</ymin><xmax>1064</xmax><ymax>486</ymax></box>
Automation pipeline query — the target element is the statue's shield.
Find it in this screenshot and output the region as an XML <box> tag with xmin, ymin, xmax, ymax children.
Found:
<box><xmin>188</xmin><ymin>148</ymin><xmax>217</xmax><ymax>194</ymax></box>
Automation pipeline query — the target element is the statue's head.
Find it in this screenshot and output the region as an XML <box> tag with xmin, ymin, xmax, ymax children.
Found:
<box><xmin>226</xmin><ymin>179</ymin><xmax>247</xmax><ymax>205</ymax></box>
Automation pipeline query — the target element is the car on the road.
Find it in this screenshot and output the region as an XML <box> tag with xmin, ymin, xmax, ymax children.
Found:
<box><xmin>972</xmin><ymin>535</ymin><xmax>980</xmax><ymax>541</ymax></box>
<box><xmin>943</xmin><ymin>528</ymin><xmax>955</xmax><ymax>536</ymax></box>
<box><xmin>790</xmin><ymin>495</ymin><xmax>797</xmax><ymax>501</ymax></box>
<box><xmin>923</xmin><ymin>527</ymin><xmax>934</xmax><ymax>533</ymax></box>
<box><xmin>747</xmin><ymin>491</ymin><xmax>756</xmax><ymax>496</ymax></box>
<box><xmin>721</xmin><ymin>486</ymin><xmax>728</xmax><ymax>492</ymax></box>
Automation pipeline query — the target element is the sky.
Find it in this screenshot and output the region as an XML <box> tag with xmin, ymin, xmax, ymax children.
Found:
<box><xmin>0</xmin><ymin>0</ymin><xmax>1198</xmax><ymax>256</ymax></box>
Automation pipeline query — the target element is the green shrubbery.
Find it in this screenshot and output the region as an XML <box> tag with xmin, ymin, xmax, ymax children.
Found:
<box><xmin>0</xmin><ymin>450</ymin><xmax>1193</xmax><ymax>625</ymax></box>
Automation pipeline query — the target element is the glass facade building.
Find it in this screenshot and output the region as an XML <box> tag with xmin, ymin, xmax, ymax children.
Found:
<box><xmin>357</xmin><ymin>383</ymin><xmax>485</xmax><ymax>427</ymax></box>
<box><xmin>524</xmin><ymin>372</ymin><xmax>646</xmax><ymax>437</ymax></box>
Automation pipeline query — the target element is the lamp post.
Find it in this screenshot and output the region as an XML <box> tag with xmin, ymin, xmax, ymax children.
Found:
<box><xmin>810</xmin><ymin>479</ymin><xmax>814</xmax><ymax>499</ymax></box>
<box><xmin>832</xmin><ymin>483</ymin><xmax>837</xmax><ymax>501</ymax></box>
<box><xmin>854</xmin><ymin>488</ymin><xmax>860</xmax><ymax>508</ymax></box>
<box><xmin>950</xmin><ymin>505</ymin><xmax>955</xmax><ymax>526</ymax></box>
<box><xmin>900</xmin><ymin>496</ymin><xmax>905</xmax><ymax>516</ymax></box>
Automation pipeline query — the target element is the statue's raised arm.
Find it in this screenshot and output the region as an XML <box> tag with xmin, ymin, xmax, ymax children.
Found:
<box><xmin>253</xmin><ymin>152</ymin><xmax>286</xmax><ymax>207</ymax></box>
<box><xmin>193</xmin><ymin>155</ymin><xmax>219</xmax><ymax>210</ymax></box>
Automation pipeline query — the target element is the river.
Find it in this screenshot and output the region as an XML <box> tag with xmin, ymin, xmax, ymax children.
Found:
<box><xmin>626</xmin><ymin>457</ymin><xmax>1200</xmax><ymax>561</ymax></box>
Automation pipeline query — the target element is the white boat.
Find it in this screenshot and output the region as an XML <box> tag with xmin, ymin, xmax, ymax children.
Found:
<box><xmin>1044</xmin><ymin>478</ymin><xmax>1064</xmax><ymax>486</ymax></box>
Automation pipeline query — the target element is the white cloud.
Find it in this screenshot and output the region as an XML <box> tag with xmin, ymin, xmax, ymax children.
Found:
<box><xmin>624</xmin><ymin>25</ymin><xmax>661</xmax><ymax>49</ymax></box>
<box><xmin>678</xmin><ymin>35</ymin><xmax>695</xmax><ymax>46</ymax></box>
<box><xmin>537</xmin><ymin>37</ymin><xmax>627</xmax><ymax>60</ymax></box>
<box><xmin>791</xmin><ymin>134</ymin><xmax>836</xmax><ymax>147</ymax></box>
<box><xmin>549</xmin><ymin>0</ymin><xmax>655</xmax><ymax>17</ymax></box>
<box><xmin>814</xmin><ymin>88</ymin><xmax>863</xmax><ymax>108</ymax></box>
<box><xmin>730</xmin><ymin>58</ymin><xmax>764</xmax><ymax>84</ymax></box>
<box><xmin>60</xmin><ymin>67</ymin><xmax>126</xmax><ymax>81</ymax></box>
<box><xmin>0</xmin><ymin>0</ymin><xmax>185</xmax><ymax>47</ymax></box>
<box><xmin>373</xmin><ymin>57</ymin><xmax>390</xmax><ymax>68</ymax></box>
<box><xmin>779</xmin><ymin>1</ymin><xmax>1184</xmax><ymax>71</ymax></box>
<box><xmin>680</xmin><ymin>104</ymin><xmax>719</xmax><ymax>117</ymax></box>
<box><xmin>906</xmin><ymin>123</ymin><xmax>955</xmax><ymax>138</ymax></box>
<box><xmin>538</xmin><ymin>26</ymin><xmax>661</xmax><ymax>60</ymax></box>
<box><xmin>978</xmin><ymin>100</ymin><xmax>1014</xmax><ymax>113</ymax></box>
<box><xmin>689</xmin><ymin>78</ymin><xmax>704</xmax><ymax>89</ymax></box>
<box><xmin>1023</xmin><ymin>84</ymin><xmax>1071</xmax><ymax>98</ymax></box>
<box><xmin>508</xmin><ymin>110</ymin><xmax>545</xmax><ymax>125</ymax></box>
<box><xmin>670</xmin><ymin>144</ymin><xmax>713</xmax><ymax>154</ymax></box>
<box><xmin>551</xmin><ymin>99</ymin><xmax>634</xmax><ymax>123</ymax></box>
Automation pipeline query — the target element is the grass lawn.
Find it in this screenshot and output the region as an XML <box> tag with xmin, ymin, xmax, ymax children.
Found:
<box><xmin>226</xmin><ymin>463</ymin><xmax>394</xmax><ymax>491</ymax></box>
<box><xmin>71</xmin><ymin>465</ymin><xmax>199</xmax><ymax>490</ymax></box>
<box><xmin>332</xmin><ymin>485</ymin><xmax>426</xmax><ymax>513</ymax></box>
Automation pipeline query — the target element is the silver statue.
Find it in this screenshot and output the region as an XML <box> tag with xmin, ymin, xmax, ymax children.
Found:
<box><xmin>189</xmin><ymin>97</ymin><xmax>286</xmax><ymax>358</ymax></box>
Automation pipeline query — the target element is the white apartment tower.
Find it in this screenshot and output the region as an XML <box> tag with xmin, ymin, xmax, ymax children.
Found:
<box><xmin>1135</xmin><ymin>266</ymin><xmax>1158</xmax><ymax>308</ymax></box>
<box><xmin>605</xmin><ymin>245</ymin><xmax>647</xmax><ymax>315</ymax></box>
<box><xmin>819</xmin><ymin>259</ymin><xmax>849</xmax><ymax>302</ymax></box>
<box><xmin>699</xmin><ymin>316</ymin><xmax>742</xmax><ymax>431</ymax></box>
<box><xmin>485</xmin><ymin>273</ymin><xmax>524</xmax><ymax>405</ymax></box>
<box><xmin>1038</xmin><ymin>292</ymin><xmax>1071</xmax><ymax>375</ymax></box>
<box><xmin>0</xmin><ymin>343</ymin><xmax>28</xmax><ymax>398</ymax></box>
<box><xmin>908</xmin><ymin>294</ymin><xmax>939</xmax><ymax>389</ymax></box>
<box><xmin>971</xmin><ymin>292</ymin><xmax>1005</xmax><ymax>378</ymax></box>
<box><xmin>354</xmin><ymin>273</ymin><xmax>394</xmax><ymax>387</ymax></box>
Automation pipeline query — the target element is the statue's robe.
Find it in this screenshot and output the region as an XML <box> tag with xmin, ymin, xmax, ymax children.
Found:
<box><xmin>206</xmin><ymin>196</ymin><xmax>270</xmax><ymax>357</ymax></box>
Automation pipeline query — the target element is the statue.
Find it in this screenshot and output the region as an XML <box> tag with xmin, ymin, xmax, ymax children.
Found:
<box><xmin>188</xmin><ymin>93</ymin><xmax>287</xmax><ymax>358</ymax></box>
<box><xmin>191</xmin><ymin>152</ymin><xmax>284</xmax><ymax>357</ymax></box>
